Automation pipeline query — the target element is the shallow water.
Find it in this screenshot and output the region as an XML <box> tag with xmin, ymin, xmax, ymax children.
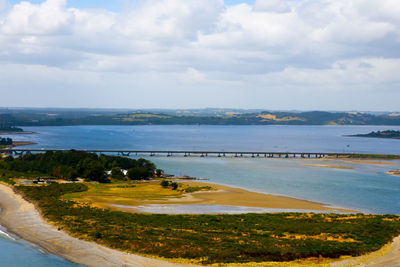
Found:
<box><xmin>119</xmin><ymin>204</ymin><xmax>349</xmax><ymax>214</ymax></box>
<box><xmin>5</xmin><ymin>125</ymin><xmax>400</xmax><ymax>153</ymax></box>
<box><xmin>152</xmin><ymin>157</ymin><xmax>400</xmax><ymax>214</ymax></box>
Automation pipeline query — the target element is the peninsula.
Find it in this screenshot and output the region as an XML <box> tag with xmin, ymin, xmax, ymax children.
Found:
<box><xmin>1</xmin><ymin>150</ymin><xmax>400</xmax><ymax>266</ymax></box>
<box><xmin>348</xmin><ymin>130</ymin><xmax>400</xmax><ymax>139</ymax></box>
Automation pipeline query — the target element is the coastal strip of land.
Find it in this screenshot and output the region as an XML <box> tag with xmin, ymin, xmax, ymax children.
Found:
<box><xmin>3</xmin><ymin>181</ymin><xmax>400</xmax><ymax>266</ymax></box>
<box><xmin>0</xmin><ymin>183</ymin><xmax>192</xmax><ymax>267</ymax></box>
<box><xmin>0</xmin><ymin>179</ymin><xmax>352</xmax><ymax>267</ymax></box>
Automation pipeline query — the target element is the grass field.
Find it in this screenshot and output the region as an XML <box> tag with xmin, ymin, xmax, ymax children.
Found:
<box><xmin>63</xmin><ymin>180</ymin><xmax>213</xmax><ymax>210</ymax></box>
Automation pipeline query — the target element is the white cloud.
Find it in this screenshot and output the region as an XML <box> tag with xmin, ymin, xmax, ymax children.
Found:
<box><xmin>253</xmin><ymin>0</ymin><xmax>290</xmax><ymax>13</ymax></box>
<box><xmin>1</xmin><ymin>0</ymin><xmax>72</xmax><ymax>35</ymax></box>
<box><xmin>0</xmin><ymin>0</ymin><xmax>399</xmax><ymax>110</ymax></box>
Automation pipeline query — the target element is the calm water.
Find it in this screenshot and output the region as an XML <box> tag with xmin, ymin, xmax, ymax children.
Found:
<box><xmin>8</xmin><ymin>125</ymin><xmax>400</xmax><ymax>153</ymax></box>
<box><xmin>1</xmin><ymin>125</ymin><xmax>400</xmax><ymax>266</ymax></box>
<box><xmin>0</xmin><ymin>227</ymin><xmax>78</xmax><ymax>267</ymax></box>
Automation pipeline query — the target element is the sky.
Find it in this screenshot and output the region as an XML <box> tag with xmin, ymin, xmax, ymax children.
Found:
<box><xmin>0</xmin><ymin>0</ymin><xmax>399</xmax><ymax>111</ymax></box>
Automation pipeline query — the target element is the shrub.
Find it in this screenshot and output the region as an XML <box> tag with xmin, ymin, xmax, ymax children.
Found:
<box><xmin>160</xmin><ymin>180</ymin><xmax>170</xmax><ymax>188</ymax></box>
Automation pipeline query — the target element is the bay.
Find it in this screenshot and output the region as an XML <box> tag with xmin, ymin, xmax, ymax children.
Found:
<box><xmin>1</xmin><ymin>125</ymin><xmax>400</xmax><ymax>266</ymax></box>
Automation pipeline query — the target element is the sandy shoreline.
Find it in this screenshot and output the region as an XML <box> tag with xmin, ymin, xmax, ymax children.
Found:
<box><xmin>0</xmin><ymin>183</ymin><xmax>193</xmax><ymax>267</ymax></box>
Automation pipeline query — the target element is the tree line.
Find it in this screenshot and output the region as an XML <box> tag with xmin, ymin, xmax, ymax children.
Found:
<box><xmin>0</xmin><ymin>137</ymin><xmax>12</xmax><ymax>146</ymax></box>
<box><xmin>0</xmin><ymin>150</ymin><xmax>160</xmax><ymax>183</ymax></box>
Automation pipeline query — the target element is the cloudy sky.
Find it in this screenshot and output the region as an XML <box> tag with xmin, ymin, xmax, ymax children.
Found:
<box><xmin>0</xmin><ymin>0</ymin><xmax>399</xmax><ymax>111</ymax></box>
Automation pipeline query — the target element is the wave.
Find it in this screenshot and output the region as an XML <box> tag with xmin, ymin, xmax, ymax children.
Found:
<box><xmin>0</xmin><ymin>227</ymin><xmax>16</xmax><ymax>241</ymax></box>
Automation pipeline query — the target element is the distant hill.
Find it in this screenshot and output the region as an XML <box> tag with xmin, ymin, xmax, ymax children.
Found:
<box><xmin>1</xmin><ymin>109</ymin><xmax>400</xmax><ymax>126</ymax></box>
<box><xmin>348</xmin><ymin>130</ymin><xmax>400</xmax><ymax>139</ymax></box>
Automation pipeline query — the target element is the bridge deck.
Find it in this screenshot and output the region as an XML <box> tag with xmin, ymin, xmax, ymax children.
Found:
<box><xmin>0</xmin><ymin>149</ymin><xmax>360</xmax><ymax>158</ymax></box>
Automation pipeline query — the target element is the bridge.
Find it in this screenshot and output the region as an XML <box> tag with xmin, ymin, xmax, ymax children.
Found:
<box><xmin>0</xmin><ymin>148</ymin><xmax>356</xmax><ymax>158</ymax></box>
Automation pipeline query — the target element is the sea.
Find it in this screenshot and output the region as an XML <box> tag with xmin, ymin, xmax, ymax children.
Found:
<box><xmin>1</xmin><ymin>125</ymin><xmax>400</xmax><ymax>266</ymax></box>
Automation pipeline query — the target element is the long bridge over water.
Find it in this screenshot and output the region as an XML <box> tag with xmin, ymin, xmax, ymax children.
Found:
<box><xmin>0</xmin><ymin>149</ymin><xmax>358</xmax><ymax>158</ymax></box>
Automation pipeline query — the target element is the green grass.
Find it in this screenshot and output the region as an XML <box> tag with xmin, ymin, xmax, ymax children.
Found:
<box><xmin>15</xmin><ymin>183</ymin><xmax>400</xmax><ymax>265</ymax></box>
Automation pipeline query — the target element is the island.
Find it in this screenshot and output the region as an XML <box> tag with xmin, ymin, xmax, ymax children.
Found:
<box><xmin>348</xmin><ymin>130</ymin><xmax>400</xmax><ymax>139</ymax></box>
<box><xmin>1</xmin><ymin>150</ymin><xmax>400</xmax><ymax>266</ymax></box>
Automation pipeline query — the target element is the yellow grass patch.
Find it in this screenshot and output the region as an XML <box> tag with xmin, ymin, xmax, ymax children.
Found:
<box><xmin>63</xmin><ymin>181</ymin><xmax>194</xmax><ymax>210</ymax></box>
<box><xmin>257</xmin><ymin>114</ymin><xmax>305</xmax><ymax>122</ymax></box>
<box><xmin>272</xmin><ymin>233</ymin><xmax>358</xmax><ymax>243</ymax></box>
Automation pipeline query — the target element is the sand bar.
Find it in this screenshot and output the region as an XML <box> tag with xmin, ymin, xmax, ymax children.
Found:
<box><xmin>299</xmin><ymin>164</ymin><xmax>353</xmax><ymax>169</ymax></box>
<box><xmin>386</xmin><ymin>170</ymin><xmax>400</xmax><ymax>177</ymax></box>
<box><xmin>106</xmin><ymin>180</ymin><xmax>354</xmax><ymax>213</ymax></box>
<box><xmin>0</xmin><ymin>183</ymin><xmax>193</xmax><ymax>267</ymax></box>
<box><xmin>12</xmin><ymin>141</ymin><xmax>37</xmax><ymax>147</ymax></box>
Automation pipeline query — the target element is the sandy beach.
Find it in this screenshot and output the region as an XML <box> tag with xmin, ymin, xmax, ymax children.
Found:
<box><xmin>0</xmin><ymin>183</ymin><xmax>193</xmax><ymax>267</ymax></box>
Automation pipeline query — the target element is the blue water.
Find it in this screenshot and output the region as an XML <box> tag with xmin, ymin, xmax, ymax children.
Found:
<box><xmin>0</xmin><ymin>227</ymin><xmax>78</xmax><ymax>267</ymax></box>
<box><xmin>1</xmin><ymin>125</ymin><xmax>400</xmax><ymax>266</ymax></box>
<box><xmin>6</xmin><ymin>125</ymin><xmax>400</xmax><ymax>153</ymax></box>
<box><xmin>129</xmin><ymin>204</ymin><xmax>349</xmax><ymax>214</ymax></box>
<box><xmin>151</xmin><ymin>157</ymin><xmax>400</xmax><ymax>214</ymax></box>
